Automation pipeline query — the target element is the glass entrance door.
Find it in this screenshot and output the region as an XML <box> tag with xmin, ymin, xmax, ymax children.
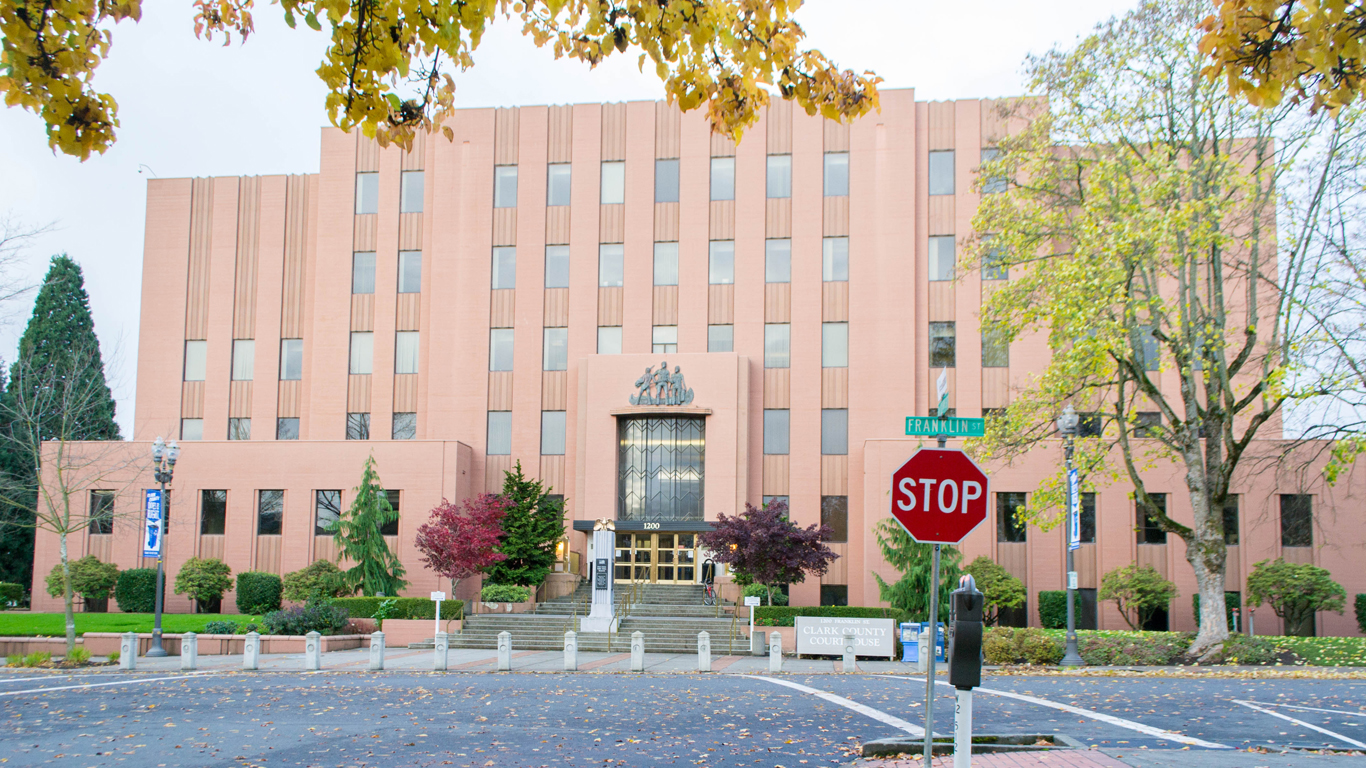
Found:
<box><xmin>613</xmin><ymin>533</ymin><xmax>698</xmax><ymax>583</ymax></box>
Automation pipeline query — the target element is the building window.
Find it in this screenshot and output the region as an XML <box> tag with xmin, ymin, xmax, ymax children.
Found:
<box><xmin>709</xmin><ymin>241</ymin><xmax>734</xmax><ymax>285</ymax></box>
<box><xmin>929</xmin><ymin>236</ymin><xmax>955</xmax><ymax>282</ymax></box>
<box><xmin>392</xmin><ymin>412</ymin><xmax>416</xmax><ymax>440</ymax></box>
<box><xmin>1281</xmin><ymin>494</ymin><xmax>1312</xmax><ymax>547</ymax></box>
<box><xmin>349</xmin><ymin>331</ymin><xmax>373</xmax><ymax>375</ymax></box>
<box><xmin>184</xmin><ymin>340</ymin><xmax>207</xmax><ymax>381</ymax></box>
<box><xmin>763</xmin><ymin>496</ymin><xmax>789</xmax><ymax>510</ymax></box>
<box><xmin>601</xmin><ymin>161</ymin><xmax>625</xmax><ymax>204</ymax></box>
<box><xmin>1223</xmin><ymin>495</ymin><xmax>1240</xmax><ymax>545</ymax></box>
<box><xmin>258</xmin><ymin>490</ymin><xmax>284</xmax><ymax>535</ymax></box>
<box><xmin>276</xmin><ymin>417</ymin><xmax>299</xmax><ymax>441</ymax></box>
<box><xmin>1079</xmin><ymin>412</ymin><xmax>1102</xmax><ymax>437</ymax></box>
<box><xmin>201</xmin><ymin>490</ymin><xmax>226</xmax><ymax>535</ymax></box>
<box><xmin>654</xmin><ymin>242</ymin><xmax>679</xmax><ymax>286</ymax></box>
<box><xmin>228</xmin><ymin>418</ymin><xmax>251</xmax><ymax>441</ymax></box>
<box><xmin>381</xmin><ymin>491</ymin><xmax>400</xmax><ymax>536</ymax></box>
<box><xmin>1138</xmin><ymin>493</ymin><xmax>1168</xmax><ymax>544</ymax></box>
<box><xmin>824</xmin><ymin>152</ymin><xmax>849</xmax><ymax>196</ymax></box>
<box><xmin>279</xmin><ymin>339</ymin><xmax>303</xmax><ymax>381</ymax></box>
<box><xmin>491</xmin><ymin>246</ymin><xmax>516</xmax><ymax>290</ymax></box>
<box><xmin>766</xmin><ymin>155</ymin><xmax>792</xmax><ymax>198</ymax></box>
<box><xmin>543</xmin><ymin>327</ymin><xmax>568</xmax><ymax>371</ymax></box>
<box><xmin>1079</xmin><ymin>492</ymin><xmax>1096</xmax><ymax>543</ymax></box>
<box><xmin>655</xmin><ymin>159</ymin><xmax>679</xmax><ymax>203</ymax></box>
<box><xmin>823</xmin><ymin>237</ymin><xmax>849</xmax><ymax>282</ymax></box>
<box><xmin>494</xmin><ymin>165</ymin><xmax>518</xmax><ymax>208</ymax></box>
<box><xmin>979</xmin><ymin>148</ymin><xmax>1006</xmax><ymax>194</ymax></box>
<box><xmin>545</xmin><ymin>245</ymin><xmax>570</xmax><ymax>289</ymax></box>
<box><xmin>597</xmin><ymin>326</ymin><xmax>622</xmax><ymax>355</ymax></box>
<box><xmin>355</xmin><ymin>172</ymin><xmax>379</xmax><ymax>214</ymax></box>
<box><xmin>599</xmin><ymin>243</ymin><xmax>624</xmax><ymax>287</ymax></box>
<box><xmin>231</xmin><ymin>339</ymin><xmax>254</xmax><ymax>381</ymax></box>
<box><xmin>181</xmin><ymin>418</ymin><xmax>203</xmax><ymax>440</ymax></box>
<box><xmin>1138</xmin><ymin>325</ymin><xmax>1160</xmax><ymax>371</ymax></box>
<box><xmin>1135</xmin><ymin>411</ymin><xmax>1161</xmax><ymax>437</ymax></box>
<box><xmin>930</xmin><ymin>322</ymin><xmax>956</xmax><ymax>367</ymax></box>
<box><xmin>821</xmin><ymin>409</ymin><xmax>848</xmax><ymax>455</ymax></box>
<box><xmin>88</xmin><ymin>490</ymin><xmax>114</xmax><ymax>534</ymax></box>
<box><xmin>314</xmin><ymin>490</ymin><xmax>340</xmax><ymax>535</ymax></box>
<box><xmin>708</xmin><ymin>325</ymin><xmax>733</xmax><ymax>352</ymax></box>
<box><xmin>982</xmin><ymin>328</ymin><xmax>1009</xmax><ymax>368</ymax></box>
<box><xmin>652</xmin><ymin>325</ymin><xmax>678</xmax><ymax>354</ymax></box>
<box><xmin>821</xmin><ymin>496</ymin><xmax>848</xmax><ymax>542</ymax></box>
<box><xmin>929</xmin><ymin>150</ymin><xmax>955</xmax><ymax>195</ymax></box>
<box><xmin>489</xmin><ymin>328</ymin><xmax>514</xmax><ymax>371</ymax></box>
<box><xmin>618</xmin><ymin>416</ymin><xmax>705</xmax><ymax>521</ymax></box>
<box><xmin>982</xmin><ymin>240</ymin><xmax>1008</xmax><ymax>280</ymax></box>
<box><xmin>765</xmin><ymin>239</ymin><xmax>791</xmax><ymax>283</ymax></box>
<box><xmin>398</xmin><ymin>250</ymin><xmax>422</xmax><ymax>293</ymax></box>
<box><xmin>822</xmin><ymin>322</ymin><xmax>848</xmax><ymax>368</ymax></box>
<box><xmin>541</xmin><ymin>410</ymin><xmax>566</xmax><ymax>455</ymax></box>
<box><xmin>487</xmin><ymin>411</ymin><xmax>512</xmax><ymax>455</ymax></box>
<box><xmin>400</xmin><ymin>170</ymin><xmax>424</xmax><ymax>212</ymax></box>
<box><xmin>395</xmin><ymin>331</ymin><xmax>419</xmax><ymax>374</ymax></box>
<box><xmin>764</xmin><ymin>324</ymin><xmax>791</xmax><ymax>368</ymax></box>
<box><xmin>346</xmin><ymin>412</ymin><xmax>370</xmax><ymax>440</ymax></box>
<box><xmin>763</xmin><ymin>409</ymin><xmax>790</xmax><ymax>455</ymax></box>
<box><xmin>821</xmin><ymin>585</ymin><xmax>849</xmax><ymax>607</ymax></box>
<box><xmin>711</xmin><ymin>157</ymin><xmax>735</xmax><ymax>201</ymax></box>
<box><xmin>352</xmin><ymin>251</ymin><xmax>376</xmax><ymax>294</ymax></box>
<box><xmin>547</xmin><ymin>163</ymin><xmax>571</xmax><ymax>206</ymax></box>
<box><xmin>997</xmin><ymin>492</ymin><xmax>1027</xmax><ymax>542</ymax></box>
<box><xmin>1078</xmin><ymin>588</ymin><xmax>1099</xmax><ymax>630</ymax></box>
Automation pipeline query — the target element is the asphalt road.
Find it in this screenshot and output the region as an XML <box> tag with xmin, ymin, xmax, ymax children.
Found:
<box><xmin>2</xmin><ymin>670</ymin><xmax>1365</xmax><ymax>767</ymax></box>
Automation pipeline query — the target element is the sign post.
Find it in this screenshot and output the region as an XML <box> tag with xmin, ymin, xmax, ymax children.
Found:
<box><xmin>430</xmin><ymin>591</ymin><xmax>447</xmax><ymax>638</ymax></box>
<box><xmin>744</xmin><ymin>595</ymin><xmax>761</xmax><ymax>647</ymax></box>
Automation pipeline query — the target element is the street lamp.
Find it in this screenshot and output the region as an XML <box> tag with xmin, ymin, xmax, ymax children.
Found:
<box><xmin>145</xmin><ymin>437</ymin><xmax>180</xmax><ymax>657</ymax></box>
<box><xmin>1056</xmin><ymin>406</ymin><xmax>1084</xmax><ymax>667</ymax></box>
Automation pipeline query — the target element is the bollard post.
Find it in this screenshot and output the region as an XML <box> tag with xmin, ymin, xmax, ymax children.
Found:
<box><xmin>697</xmin><ymin>631</ymin><xmax>711</xmax><ymax>672</ymax></box>
<box><xmin>497</xmin><ymin>631</ymin><xmax>512</xmax><ymax>671</ymax></box>
<box><xmin>564</xmin><ymin>631</ymin><xmax>578</xmax><ymax>672</ymax></box>
<box><xmin>954</xmin><ymin>688</ymin><xmax>973</xmax><ymax>768</ymax></box>
<box><xmin>181</xmin><ymin>632</ymin><xmax>198</xmax><ymax>671</ymax></box>
<box><xmin>917</xmin><ymin>628</ymin><xmax>930</xmax><ymax>673</ymax></box>
<box><xmin>243</xmin><ymin>631</ymin><xmax>260</xmax><ymax>670</ymax></box>
<box><xmin>368</xmin><ymin>631</ymin><xmax>385</xmax><ymax>671</ymax></box>
<box><xmin>768</xmin><ymin>631</ymin><xmax>783</xmax><ymax>673</ymax></box>
<box><xmin>119</xmin><ymin>632</ymin><xmax>136</xmax><ymax>670</ymax></box>
<box><xmin>630</xmin><ymin>631</ymin><xmax>645</xmax><ymax>672</ymax></box>
<box><xmin>433</xmin><ymin>631</ymin><xmax>449</xmax><ymax>671</ymax></box>
<box><xmin>305</xmin><ymin>631</ymin><xmax>322</xmax><ymax>671</ymax></box>
<box><xmin>842</xmin><ymin>633</ymin><xmax>857</xmax><ymax>673</ymax></box>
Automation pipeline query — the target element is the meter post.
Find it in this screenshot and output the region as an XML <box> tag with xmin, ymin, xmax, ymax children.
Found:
<box><xmin>947</xmin><ymin>574</ymin><xmax>984</xmax><ymax>767</ymax></box>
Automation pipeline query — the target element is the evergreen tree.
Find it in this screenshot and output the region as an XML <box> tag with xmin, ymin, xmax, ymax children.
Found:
<box><xmin>331</xmin><ymin>456</ymin><xmax>407</xmax><ymax>596</ymax></box>
<box><xmin>485</xmin><ymin>462</ymin><xmax>565</xmax><ymax>587</ymax></box>
<box><xmin>872</xmin><ymin>519</ymin><xmax>962</xmax><ymax>623</ymax></box>
<box><xmin>0</xmin><ymin>255</ymin><xmax>119</xmax><ymax>587</ymax></box>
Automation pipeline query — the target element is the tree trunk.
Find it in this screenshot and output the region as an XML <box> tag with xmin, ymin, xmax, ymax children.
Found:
<box><xmin>1186</xmin><ymin>535</ymin><xmax>1230</xmax><ymax>658</ymax></box>
<box><xmin>60</xmin><ymin>532</ymin><xmax>75</xmax><ymax>655</ymax></box>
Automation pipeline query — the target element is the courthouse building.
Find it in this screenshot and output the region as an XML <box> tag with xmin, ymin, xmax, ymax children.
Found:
<box><xmin>29</xmin><ymin>89</ymin><xmax>1366</xmax><ymax>635</ymax></box>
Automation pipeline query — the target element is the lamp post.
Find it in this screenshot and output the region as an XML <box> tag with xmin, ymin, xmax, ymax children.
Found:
<box><xmin>1057</xmin><ymin>406</ymin><xmax>1084</xmax><ymax>667</ymax></box>
<box><xmin>145</xmin><ymin>437</ymin><xmax>180</xmax><ymax>657</ymax></box>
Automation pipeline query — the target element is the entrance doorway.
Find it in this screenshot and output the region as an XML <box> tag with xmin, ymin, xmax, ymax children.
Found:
<box><xmin>614</xmin><ymin>532</ymin><xmax>698</xmax><ymax>583</ymax></box>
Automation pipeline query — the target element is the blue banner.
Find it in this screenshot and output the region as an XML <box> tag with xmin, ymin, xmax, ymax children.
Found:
<box><xmin>142</xmin><ymin>489</ymin><xmax>163</xmax><ymax>559</ymax></box>
<box><xmin>1067</xmin><ymin>468</ymin><xmax>1080</xmax><ymax>551</ymax></box>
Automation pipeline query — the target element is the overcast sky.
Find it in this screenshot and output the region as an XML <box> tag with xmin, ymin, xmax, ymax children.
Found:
<box><xmin>0</xmin><ymin>0</ymin><xmax>1139</xmax><ymax>437</ymax></box>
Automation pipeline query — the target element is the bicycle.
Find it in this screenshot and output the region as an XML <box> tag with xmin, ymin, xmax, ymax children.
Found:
<box><xmin>701</xmin><ymin>558</ymin><xmax>717</xmax><ymax>606</ymax></box>
<box><xmin>702</xmin><ymin>582</ymin><xmax>717</xmax><ymax>606</ymax></box>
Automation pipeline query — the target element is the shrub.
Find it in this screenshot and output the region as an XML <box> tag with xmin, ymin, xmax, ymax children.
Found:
<box><xmin>1356</xmin><ymin>595</ymin><xmax>1366</xmax><ymax>635</ymax></box>
<box><xmin>46</xmin><ymin>556</ymin><xmax>119</xmax><ymax>600</ymax></box>
<box><xmin>1204</xmin><ymin>634</ymin><xmax>1281</xmax><ymax>666</ymax></box>
<box><xmin>329</xmin><ymin>596</ymin><xmax>453</xmax><ymax>621</ymax></box>
<box><xmin>114</xmin><ymin>568</ymin><xmax>160</xmax><ymax>613</ymax></box>
<box><xmin>980</xmin><ymin>627</ymin><xmax>1063</xmax><ymax>665</ymax></box>
<box><xmin>203</xmin><ymin>620</ymin><xmax>238</xmax><ymax>635</ymax></box>
<box><xmin>481</xmin><ymin>584</ymin><xmax>532</xmax><ymax>603</ymax></box>
<box><xmin>6</xmin><ymin>654</ymin><xmax>21</xmax><ymax>666</ymax></box>
<box><xmin>753</xmin><ymin>606</ymin><xmax>908</xmax><ymax>627</ymax></box>
<box><xmin>67</xmin><ymin>647</ymin><xmax>91</xmax><ymax>664</ymax></box>
<box><xmin>982</xmin><ymin>627</ymin><xmax>1019</xmax><ymax>665</ymax></box>
<box><xmin>236</xmin><ymin>572</ymin><xmax>283</xmax><ymax>615</ymax></box>
<box><xmin>1099</xmin><ymin>564</ymin><xmax>1176</xmax><ymax>630</ymax></box>
<box><xmin>963</xmin><ymin>557</ymin><xmax>1025</xmax><ymax>626</ymax></box>
<box><xmin>174</xmin><ymin>557</ymin><xmax>233</xmax><ymax>610</ymax></box>
<box><xmin>262</xmin><ymin>602</ymin><xmax>351</xmax><ymax>636</ymax></box>
<box><xmin>1247</xmin><ymin>558</ymin><xmax>1346</xmax><ymax>637</ymax></box>
<box><xmin>1077</xmin><ymin>631</ymin><xmax>1189</xmax><ymax>666</ymax></box>
<box><xmin>243</xmin><ymin>623</ymin><xmax>260</xmax><ymax>634</ymax></box>
<box><xmin>282</xmin><ymin>560</ymin><xmax>348</xmax><ymax>603</ymax></box>
<box><xmin>107</xmin><ymin>650</ymin><xmax>120</xmax><ymax>664</ymax></box>
<box><xmin>1021</xmin><ymin>628</ymin><xmax>1064</xmax><ymax>665</ymax></box>
<box><xmin>0</xmin><ymin>582</ymin><xmax>24</xmax><ymax>609</ymax></box>
<box><xmin>742</xmin><ymin>583</ymin><xmax>789</xmax><ymax>606</ymax></box>
<box><xmin>23</xmin><ymin>651</ymin><xmax>51</xmax><ymax>667</ymax></box>
<box><xmin>1037</xmin><ymin>591</ymin><xmax>1067</xmax><ymax>629</ymax></box>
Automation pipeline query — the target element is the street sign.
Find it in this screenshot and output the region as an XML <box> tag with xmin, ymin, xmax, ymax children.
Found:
<box><xmin>744</xmin><ymin>596</ymin><xmax>761</xmax><ymax>607</ymax></box>
<box><xmin>905</xmin><ymin>416</ymin><xmax>986</xmax><ymax>438</ymax></box>
<box><xmin>889</xmin><ymin>448</ymin><xmax>991</xmax><ymax>545</ymax></box>
<box><xmin>430</xmin><ymin>591</ymin><xmax>447</xmax><ymax>601</ymax></box>
<box><xmin>935</xmin><ymin>369</ymin><xmax>950</xmax><ymax>417</ymax></box>
<box><xmin>1067</xmin><ymin>468</ymin><xmax>1081</xmax><ymax>551</ymax></box>
<box><xmin>142</xmin><ymin>489</ymin><xmax>163</xmax><ymax>558</ymax></box>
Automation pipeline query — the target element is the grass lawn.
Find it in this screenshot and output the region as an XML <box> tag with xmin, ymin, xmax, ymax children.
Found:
<box><xmin>0</xmin><ymin>613</ymin><xmax>263</xmax><ymax>637</ymax></box>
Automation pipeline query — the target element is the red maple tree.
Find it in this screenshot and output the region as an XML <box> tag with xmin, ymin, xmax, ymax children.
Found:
<box><xmin>698</xmin><ymin>500</ymin><xmax>838</xmax><ymax>605</ymax></box>
<box><xmin>414</xmin><ymin>493</ymin><xmax>509</xmax><ymax>597</ymax></box>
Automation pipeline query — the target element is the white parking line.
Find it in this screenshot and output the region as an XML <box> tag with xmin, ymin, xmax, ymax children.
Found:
<box><xmin>0</xmin><ymin>671</ymin><xmax>226</xmax><ymax>698</ymax></box>
<box><xmin>1233</xmin><ymin>700</ymin><xmax>1366</xmax><ymax>749</ymax></box>
<box><xmin>1239</xmin><ymin>700</ymin><xmax>1366</xmax><ymax>718</ymax></box>
<box><xmin>891</xmin><ymin>676</ymin><xmax>1228</xmax><ymax>749</ymax></box>
<box><xmin>0</xmin><ymin>674</ymin><xmax>86</xmax><ymax>685</ymax></box>
<box><xmin>752</xmin><ymin>676</ymin><xmax>928</xmax><ymax>737</ymax></box>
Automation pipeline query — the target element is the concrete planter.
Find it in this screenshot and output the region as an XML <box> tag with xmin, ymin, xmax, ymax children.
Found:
<box><xmin>380</xmin><ymin>618</ymin><xmax>462</xmax><ymax>648</ymax></box>
<box><xmin>478</xmin><ymin>600</ymin><xmax>536</xmax><ymax>614</ymax></box>
<box><xmin>76</xmin><ymin>632</ymin><xmax>372</xmax><ymax>657</ymax></box>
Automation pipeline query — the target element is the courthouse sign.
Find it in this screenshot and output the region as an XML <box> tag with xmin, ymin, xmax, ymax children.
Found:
<box><xmin>796</xmin><ymin>616</ymin><xmax>896</xmax><ymax>659</ymax></box>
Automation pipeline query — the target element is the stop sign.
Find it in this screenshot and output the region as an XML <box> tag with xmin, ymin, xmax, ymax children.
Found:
<box><xmin>890</xmin><ymin>448</ymin><xmax>991</xmax><ymax>545</ymax></box>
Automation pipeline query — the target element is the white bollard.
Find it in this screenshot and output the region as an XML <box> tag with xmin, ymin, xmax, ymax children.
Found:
<box><xmin>305</xmin><ymin>631</ymin><xmax>322</xmax><ymax>671</ymax></box>
<box><xmin>630</xmin><ymin>631</ymin><xmax>645</xmax><ymax>672</ymax></box>
<box><xmin>842</xmin><ymin>633</ymin><xmax>857</xmax><ymax>673</ymax></box>
<box><xmin>769</xmin><ymin>631</ymin><xmax>783</xmax><ymax>673</ymax></box>
<box><xmin>564</xmin><ymin>631</ymin><xmax>578</xmax><ymax>671</ymax></box>
<box><xmin>497</xmin><ymin>631</ymin><xmax>512</xmax><ymax>671</ymax></box>
<box><xmin>917</xmin><ymin>628</ymin><xmax>930</xmax><ymax>673</ymax></box>
<box><xmin>180</xmin><ymin>632</ymin><xmax>198</xmax><ymax>671</ymax></box>
<box><xmin>954</xmin><ymin>688</ymin><xmax>973</xmax><ymax>768</ymax></box>
<box><xmin>697</xmin><ymin>631</ymin><xmax>711</xmax><ymax>672</ymax></box>
<box><xmin>369</xmin><ymin>631</ymin><xmax>385</xmax><ymax>671</ymax></box>
<box><xmin>119</xmin><ymin>632</ymin><xmax>136</xmax><ymax>670</ymax></box>
<box><xmin>434</xmin><ymin>631</ymin><xmax>449</xmax><ymax>671</ymax></box>
<box><xmin>243</xmin><ymin>631</ymin><xmax>260</xmax><ymax>670</ymax></box>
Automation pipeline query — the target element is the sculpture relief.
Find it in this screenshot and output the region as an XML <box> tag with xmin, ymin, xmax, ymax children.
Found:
<box><xmin>629</xmin><ymin>361</ymin><xmax>695</xmax><ymax>406</ymax></box>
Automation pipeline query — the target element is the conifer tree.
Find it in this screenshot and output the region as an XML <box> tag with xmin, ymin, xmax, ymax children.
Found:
<box><xmin>485</xmin><ymin>462</ymin><xmax>565</xmax><ymax>588</ymax></box>
<box><xmin>331</xmin><ymin>456</ymin><xmax>407</xmax><ymax>597</ymax></box>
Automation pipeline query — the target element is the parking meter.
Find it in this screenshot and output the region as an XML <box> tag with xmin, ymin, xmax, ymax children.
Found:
<box><xmin>947</xmin><ymin>574</ymin><xmax>983</xmax><ymax>690</ymax></box>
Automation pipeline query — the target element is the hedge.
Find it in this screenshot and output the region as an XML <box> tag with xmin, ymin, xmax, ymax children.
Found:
<box><xmin>236</xmin><ymin>572</ymin><xmax>283</xmax><ymax>615</ymax></box>
<box><xmin>0</xmin><ymin>582</ymin><xmax>24</xmax><ymax>609</ymax></box>
<box><xmin>114</xmin><ymin>568</ymin><xmax>162</xmax><ymax>613</ymax></box>
<box><xmin>1037</xmin><ymin>591</ymin><xmax>1067</xmax><ymax>629</ymax></box>
<box><xmin>753</xmin><ymin>606</ymin><xmax>906</xmax><ymax>627</ymax></box>
<box><xmin>329</xmin><ymin>596</ymin><xmax>461</xmax><ymax>622</ymax></box>
<box><xmin>1355</xmin><ymin>594</ymin><xmax>1366</xmax><ymax>635</ymax></box>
